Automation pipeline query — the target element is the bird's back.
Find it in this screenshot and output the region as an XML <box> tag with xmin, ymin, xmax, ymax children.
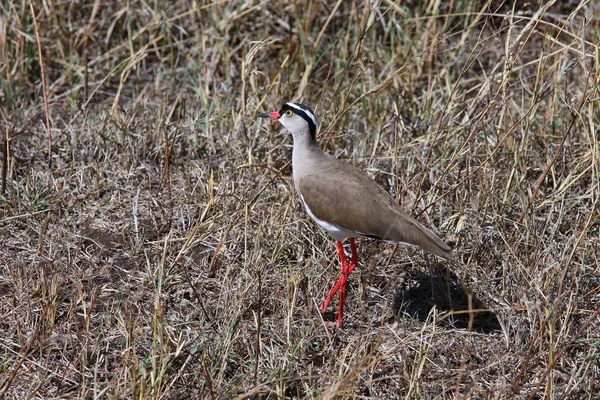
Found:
<box><xmin>294</xmin><ymin>149</ymin><xmax>452</xmax><ymax>258</ymax></box>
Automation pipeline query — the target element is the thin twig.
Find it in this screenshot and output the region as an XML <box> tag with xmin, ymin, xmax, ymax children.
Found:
<box><xmin>28</xmin><ymin>0</ymin><xmax>52</xmax><ymax>168</ymax></box>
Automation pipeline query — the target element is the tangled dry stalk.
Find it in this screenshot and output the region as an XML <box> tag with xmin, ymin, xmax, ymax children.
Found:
<box><xmin>1</xmin><ymin>0</ymin><xmax>599</xmax><ymax>398</ymax></box>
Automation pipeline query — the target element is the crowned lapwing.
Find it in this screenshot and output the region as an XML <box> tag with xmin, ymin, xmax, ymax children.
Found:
<box><xmin>258</xmin><ymin>102</ymin><xmax>451</xmax><ymax>327</ymax></box>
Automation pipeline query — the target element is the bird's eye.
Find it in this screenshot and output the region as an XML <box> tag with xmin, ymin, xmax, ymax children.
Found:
<box><xmin>285</xmin><ymin>110</ymin><xmax>293</xmax><ymax>117</ymax></box>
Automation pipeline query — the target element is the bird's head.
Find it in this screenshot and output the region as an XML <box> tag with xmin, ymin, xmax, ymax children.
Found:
<box><xmin>258</xmin><ymin>102</ymin><xmax>317</xmax><ymax>142</ymax></box>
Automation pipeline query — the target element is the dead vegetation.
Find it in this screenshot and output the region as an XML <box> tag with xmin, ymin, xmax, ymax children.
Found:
<box><xmin>1</xmin><ymin>0</ymin><xmax>599</xmax><ymax>398</ymax></box>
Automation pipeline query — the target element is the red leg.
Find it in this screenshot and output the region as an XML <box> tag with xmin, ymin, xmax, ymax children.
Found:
<box><xmin>337</xmin><ymin>238</ymin><xmax>359</xmax><ymax>326</ymax></box>
<box><xmin>320</xmin><ymin>239</ymin><xmax>359</xmax><ymax>312</ymax></box>
<box><xmin>320</xmin><ymin>241</ymin><xmax>347</xmax><ymax>313</ymax></box>
<box><xmin>337</xmin><ymin>253</ymin><xmax>349</xmax><ymax>326</ymax></box>
<box><xmin>320</xmin><ymin>239</ymin><xmax>360</xmax><ymax>326</ymax></box>
<box><xmin>349</xmin><ymin>238</ymin><xmax>358</xmax><ymax>269</ymax></box>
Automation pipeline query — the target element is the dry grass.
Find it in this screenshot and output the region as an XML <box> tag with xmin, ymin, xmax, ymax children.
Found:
<box><xmin>1</xmin><ymin>0</ymin><xmax>599</xmax><ymax>398</ymax></box>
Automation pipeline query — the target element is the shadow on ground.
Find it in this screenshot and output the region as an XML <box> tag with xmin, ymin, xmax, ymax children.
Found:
<box><xmin>394</xmin><ymin>274</ymin><xmax>501</xmax><ymax>334</ymax></box>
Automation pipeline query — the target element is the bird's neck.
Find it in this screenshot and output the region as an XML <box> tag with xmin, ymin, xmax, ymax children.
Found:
<box><xmin>291</xmin><ymin>129</ymin><xmax>318</xmax><ymax>149</ymax></box>
<box><xmin>292</xmin><ymin>131</ymin><xmax>324</xmax><ymax>180</ymax></box>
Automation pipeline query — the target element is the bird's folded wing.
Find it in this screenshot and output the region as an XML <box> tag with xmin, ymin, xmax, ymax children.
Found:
<box><xmin>298</xmin><ymin>173</ymin><xmax>451</xmax><ymax>258</ymax></box>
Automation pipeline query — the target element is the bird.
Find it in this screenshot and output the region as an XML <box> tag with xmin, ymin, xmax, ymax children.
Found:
<box><xmin>258</xmin><ymin>102</ymin><xmax>452</xmax><ymax>327</ymax></box>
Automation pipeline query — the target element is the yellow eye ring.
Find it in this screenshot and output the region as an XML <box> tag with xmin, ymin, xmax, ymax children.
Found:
<box><xmin>285</xmin><ymin>110</ymin><xmax>293</xmax><ymax>117</ymax></box>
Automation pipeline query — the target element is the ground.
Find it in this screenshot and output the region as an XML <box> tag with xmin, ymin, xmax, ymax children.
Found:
<box><xmin>1</xmin><ymin>1</ymin><xmax>599</xmax><ymax>398</ymax></box>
